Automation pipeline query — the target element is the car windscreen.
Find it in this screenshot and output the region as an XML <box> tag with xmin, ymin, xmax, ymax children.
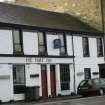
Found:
<box><xmin>79</xmin><ymin>80</ymin><xmax>92</xmax><ymax>87</ymax></box>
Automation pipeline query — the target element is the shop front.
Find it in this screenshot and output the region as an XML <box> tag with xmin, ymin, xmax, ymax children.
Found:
<box><xmin>0</xmin><ymin>57</ymin><xmax>74</xmax><ymax>102</ymax></box>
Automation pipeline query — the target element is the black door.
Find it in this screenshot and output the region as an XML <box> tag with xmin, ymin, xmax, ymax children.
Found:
<box><xmin>99</xmin><ymin>64</ymin><xmax>105</xmax><ymax>78</ymax></box>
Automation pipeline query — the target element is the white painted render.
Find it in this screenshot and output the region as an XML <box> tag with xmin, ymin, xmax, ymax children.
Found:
<box><xmin>73</xmin><ymin>35</ymin><xmax>104</xmax><ymax>91</ymax></box>
<box><xmin>47</xmin><ymin>34</ymin><xmax>60</xmax><ymax>55</ymax></box>
<box><xmin>23</xmin><ymin>31</ymin><xmax>38</xmax><ymax>55</ymax></box>
<box><xmin>0</xmin><ymin>29</ymin><xmax>13</xmax><ymax>54</ymax></box>
<box><xmin>0</xmin><ymin>29</ymin><xmax>104</xmax><ymax>102</ymax></box>
<box><xmin>47</xmin><ymin>34</ymin><xmax>73</xmax><ymax>56</ymax></box>
<box><xmin>0</xmin><ymin>64</ymin><xmax>13</xmax><ymax>102</ymax></box>
<box><xmin>66</xmin><ymin>35</ymin><xmax>73</xmax><ymax>55</ymax></box>
<box><xmin>25</xmin><ymin>64</ymin><xmax>42</xmax><ymax>96</ymax></box>
<box><xmin>0</xmin><ymin>57</ymin><xmax>73</xmax><ymax>64</ymax></box>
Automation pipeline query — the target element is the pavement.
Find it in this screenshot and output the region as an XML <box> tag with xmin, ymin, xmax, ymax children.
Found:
<box><xmin>2</xmin><ymin>95</ymin><xmax>105</xmax><ymax>105</ymax></box>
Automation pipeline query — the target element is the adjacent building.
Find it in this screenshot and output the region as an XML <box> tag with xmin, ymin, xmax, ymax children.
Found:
<box><xmin>0</xmin><ymin>3</ymin><xmax>104</xmax><ymax>102</ymax></box>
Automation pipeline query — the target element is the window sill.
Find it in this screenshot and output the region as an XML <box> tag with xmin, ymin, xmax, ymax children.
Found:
<box><xmin>83</xmin><ymin>55</ymin><xmax>90</xmax><ymax>57</ymax></box>
<box><xmin>97</xmin><ymin>55</ymin><xmax>104</xmax><ymax>57</ymax></box>
<box><xmin>60</xmin><ymin>53</ymin><xmax>68</xmax><ymax>56</ymax></box>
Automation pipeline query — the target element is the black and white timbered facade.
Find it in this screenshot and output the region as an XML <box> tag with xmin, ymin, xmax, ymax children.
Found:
<box><xmin>0</xmin><ymin>3</ymin><xmax>104</xmax><ymax>102</ymax></box>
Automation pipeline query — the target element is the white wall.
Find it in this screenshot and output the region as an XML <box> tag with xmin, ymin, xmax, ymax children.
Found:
<box><xmin>23</xmin><ymin>31</ymin><xmax>38</xmax><ymax>55</ymax></box>
<box><xmin>73</xmin><ymin>35</ymin><xmax>105</xmax><ymax>91</ymax></box>
<box><xmin>47</xmin><ymin>34</ymin><xmax>60</xmax><ymax>55</ymax></box>
<box><xmin>0</xmin><ymin>29</ymin><xmax>13</xmax><ymax>54</ymax></box>
<box><xmin>25</xmin><ymin>63</ymin><xmax>74</xmax><ymax>97</ymax></box>
<box><xmin>47</xmin><ymin>34</ymin><xmax>73</xmax><ymax>56</ymax></box>
<box><xmin>66</xmin><ymin>35</ymin><xmax>73</xmax><ymax>55</ymax></box>
<box><xmin>0</xmin><ymin>64</ymin><xmax>13</xmax><ymax>102</ymax></box>
<box><xmin>25</xmin><ymin>64</ymin><xmax>42</xmax><ymax>96</ymax></box>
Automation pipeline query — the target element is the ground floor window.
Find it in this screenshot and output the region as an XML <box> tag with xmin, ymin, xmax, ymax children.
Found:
<box><xmin>13</xmin><ymin>65</ymin><xmax>25</xmax><ymax>94</ymax></box>
<box><xmin>60</xmin><ymin>64</ymin><xmax>70</xmax><ymax>90</ymax></box>
<box><xmin>84</xmin><ymin>68</ymin><xmax>91</xmax><ymax>79</ymax></box>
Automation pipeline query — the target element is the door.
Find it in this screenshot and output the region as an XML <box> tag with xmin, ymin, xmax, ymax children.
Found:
<box><xmin>100</xmin><ymin>68</ymin><xmax>105</xmax><ymax>78</ymax></box>
<box><xmin>41</xmin><ymin>65</ymin><xmax>48</xmax><ymax>97</ymax></box>
<box><xmin>99</xmin><ymin>64</ymin><xmax>105</xmax><ymax>78</ymax></box>
<box><xmin>50</xmin><ymin>65</ymin><xmax>56</xmax><ymax>97</ymax></box>
<box><xmin>13</xmin><ymin>65</ymin><xmax>25</xmax><ymax>101</ymax></box>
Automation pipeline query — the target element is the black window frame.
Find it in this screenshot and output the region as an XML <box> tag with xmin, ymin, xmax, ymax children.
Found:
<box><xmin>59</xmin><ymin>34</ymin><xmax>67</xmax><ymax>56</ymax></box>
<box><xmin>84</xmin><ymin>68</ymin><xmax>91</xmax><ymax>79</ymax></box>
<box><xmin>38</xmin><ymin>32</ymin><xmax>47</xmax><ymax>55</ymax></box>
<box><xmin>60</xmin><ymin>64</ymin><xmax>70</xmax><ymax>91</ymax></box>
<box><xmin>12</xmin><ymin>29</ymin><xmax>23</xmax><ymax>55</ymax></box>
<box><xmin>13</xmin><ymin>65</ymin><xmax>25</xmax><ymax>94</ymax></box>
<box><xmin>97</xmin><ymin>38</ymin><xmax>103</xmax><ymax>57</ymax></box>
<box><xmin>82</xmin><ymin>37</ymin><xmax>90</xmax><ymax>57</ymax></box>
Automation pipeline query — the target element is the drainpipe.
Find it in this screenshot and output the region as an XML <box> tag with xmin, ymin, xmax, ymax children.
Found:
<box><xmin>101</xmin><ymin>0</ymin><xmax>105</xmax><ymax>60</ymax></box>
<box><xmin>71</xmin><ymin>34</ymin><xmax>76</xmax><ymax>94</ymax></box>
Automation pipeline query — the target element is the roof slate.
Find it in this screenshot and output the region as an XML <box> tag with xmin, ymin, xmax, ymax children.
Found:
<box><xmin>0</xmin><ymin>3</ymin><xmax>102</xmax><ymax>34</ymax></box>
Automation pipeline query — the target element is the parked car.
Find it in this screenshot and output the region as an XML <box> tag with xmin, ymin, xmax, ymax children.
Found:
<box><xmin>77</xmin><ymin>78</ymin><xmax>105</xmax><ymax>96</ymax></box>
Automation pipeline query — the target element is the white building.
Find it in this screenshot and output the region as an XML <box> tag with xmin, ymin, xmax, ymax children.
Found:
<box><xmin>0</xmin><ymin>3</ymin><xmax>104</xmax><ymax>102</ymax></box>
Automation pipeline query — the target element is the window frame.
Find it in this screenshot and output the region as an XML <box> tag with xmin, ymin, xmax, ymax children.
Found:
<box><xmin>13</xmin><ymin>65</ymin><xmax>25</xmax><ymax>94</ymax></box>
<box><xmin>82</xmin><ymin>37</ymin><xmax>90</xmax><ymax>57</ymax></box>
<box><xmin>12</xmin><ymin>29</ymin><xmax>23</xmax><ymax>54</ymax></box>
<box><xmin>59</xmin><ymin>34</ymin><xmax>67</xmax><ymax>56</ymax></box>
<box><xmin>60</xmin><ymin>64</ymin><xmax>70</xmax><ymax>91</ymax></box>
<box><xmin>97</xmin><ymin>38</ymin><xmax>103</xmax><ymax>57</ymax></box>
<box><xmin>38</xmin><ymin>32</ymin><xmax>47</xmax><ymax>55</ymax></box>
<box><xmin>84</xmin><ymin>68</ymin><xmax>91</xmax><ymax>79</ymax></box>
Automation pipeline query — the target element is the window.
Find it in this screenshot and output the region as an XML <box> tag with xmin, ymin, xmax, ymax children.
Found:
<box><xmin>13</xmin><ymin>30</ymin><xmax>23</xmax><ymax>54</ymax></box>
<box><xmin>60</xmin><ymin>64</ymin><xmax>70</xmax><ymax>90</ymax></box>
<box><xmin>84</xmin><ymin>68</ymin><xmax>91</xmax><ymax>79</ymax></box>
<box><xmin>38</xmin><ymin>32</ymin><xmax>47</xmax><ymax>55</ymax></box>
<box><xmin>13</xmin><ymin>65</ymin><xmax>25</xmax><ymax>94</ymax></box>
<box><xmin>97</xmin><ymin>38</ymin><xmax>103</xmax><ymax>57</ymax></box>
<box><xmin>59</xmin><ymin>34</ymin><xmax>67</xmax><ymax>55</ymax></box>
<box><xmin>83</xmin><ymin>37</ymin><xmax>90</xmax><ymax>57</ymax></box>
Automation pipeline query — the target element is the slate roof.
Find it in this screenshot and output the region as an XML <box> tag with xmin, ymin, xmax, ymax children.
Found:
<box><xmin>0</xmin><ymin>2</ymin><xmax>102</xmax><ymax>34</ymax></box>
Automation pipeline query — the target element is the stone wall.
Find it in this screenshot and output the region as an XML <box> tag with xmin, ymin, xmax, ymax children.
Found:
<box><xmin>16</xmin><ymin>0</ymin><xmax>102</xmax><ymax>31</ymax></box>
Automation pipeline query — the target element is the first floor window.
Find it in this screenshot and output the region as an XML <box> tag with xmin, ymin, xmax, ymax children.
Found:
<box><xmin>13</xmin><ymin>65</ymin><xmax>25</xmax><ymax>94</ymax></box>
<box><xmin>38</xmin><ymin>32</ymin><xmax>47</xmax><ymax>55</ymax></box>
<box><xmin>59</xmin><ymin>34</ymin><xmax>67</xmax><ymax>55</ymax></box>
<box><xmin>97</xmin><ymin>38</ymin><xmax>103</xmax><ymax>57</ymax></box>
<box><xmin>60</xmin><ymin>64</ymin><xmax>70</xmax><ymax>90</ymax></box>
<box><xmin>83</xmin><ymin>37</ymin><xmax>90</xmax><ymax>57</ymax></box>
<box><xmin>84</xmin><ymin>68</ymin><xmax>91</xmax><ymax>79</ymax></box>
<box><xmin>13</xmin><ymin>30</ymin><xmax>23</xmax><ymax>54</ymax></box>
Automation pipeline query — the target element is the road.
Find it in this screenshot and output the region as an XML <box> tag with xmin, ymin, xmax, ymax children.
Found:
<box><xmin>4</xmin><ymin>96</ymin><xmax>105</xmax><ymax>105</ymax></box>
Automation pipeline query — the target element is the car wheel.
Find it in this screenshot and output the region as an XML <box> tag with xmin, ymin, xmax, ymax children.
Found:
<box><xmin>99</xmin><ymin>89</ymin><xmax>104</xmax><ymax>96</ymax></box>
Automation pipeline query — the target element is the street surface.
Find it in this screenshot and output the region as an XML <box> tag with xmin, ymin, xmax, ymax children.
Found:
<box><xmin>3</xmin><ymin>95</ymin><xmax>105</xmax><ymax>105</ymax></box>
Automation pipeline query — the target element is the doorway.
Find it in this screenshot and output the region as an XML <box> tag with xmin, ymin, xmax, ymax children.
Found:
<box><xmin>99</xmin><ymin>64</ymin><xmax>105</xmax><ymax>78</ymax></box>
<box><xmin>50</xmin><ymin>65</ymin><xmax>56</xmax><ymax>97</ymax></box>
<box><xmin>41</xmin><ymin>65</ymin><xmax>48</xmax><ymax>97</ymax></box>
